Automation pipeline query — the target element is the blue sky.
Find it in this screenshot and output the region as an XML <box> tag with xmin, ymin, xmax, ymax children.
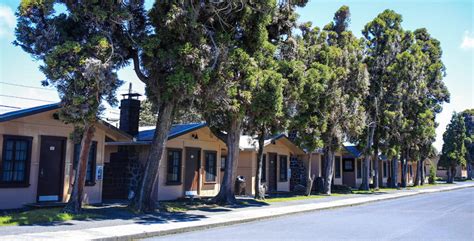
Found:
<box><xmin>0</xmin><ymin>0</ymin><xmax>472</xmax><ymax>150</ymax></box>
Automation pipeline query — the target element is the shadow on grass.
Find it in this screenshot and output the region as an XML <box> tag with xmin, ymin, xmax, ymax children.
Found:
<box><xmin>159</xmin><ymin>197</ymin><xmax>269</xmax><ymax>213</ymax></box>
<box><xmin>0</xmin><ymin>203</ymin><xmax>209</xmax><ymax>227</ymax></box>
<box><xmin>351</xmin><ymin>191</ymin><xmax>390</xmax><ymax>195</ymax></box>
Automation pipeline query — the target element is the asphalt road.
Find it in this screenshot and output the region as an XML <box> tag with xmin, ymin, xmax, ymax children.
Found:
<box><xmin>146</xmin><ymin>188</ymin><xmax>474</xmax><ymax>241</ymax></box>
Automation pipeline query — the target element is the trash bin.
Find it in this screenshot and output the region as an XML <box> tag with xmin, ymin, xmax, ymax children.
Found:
<box><xmin>235</xmin><ymin>176</ymin><xmax>246</xmax><ymax>196</ymax></box>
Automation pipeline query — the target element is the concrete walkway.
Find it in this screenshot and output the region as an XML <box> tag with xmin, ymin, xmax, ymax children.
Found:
<box><xmin>1</xmin><ymin>183</ymin><xmax>473</xmax><ymax>241</ymax></box>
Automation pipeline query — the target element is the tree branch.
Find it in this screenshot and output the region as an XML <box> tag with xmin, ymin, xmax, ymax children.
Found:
<box><xmin>131</xmin><ymin>49</ymin><xmax>149</xmax><ymax>83</ymax></box>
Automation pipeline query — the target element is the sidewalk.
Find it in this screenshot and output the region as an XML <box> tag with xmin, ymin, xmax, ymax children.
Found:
<box><xmin>1</xmin><ymin>182</ymin><xmax>473</xmax><ymax>241</ymax></box>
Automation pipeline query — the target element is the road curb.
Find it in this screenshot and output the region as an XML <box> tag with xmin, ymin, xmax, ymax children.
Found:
<box><xmin>101</xmin><ymin>184</ymin><xmax>474</xmax><ymax>241</ymax></box>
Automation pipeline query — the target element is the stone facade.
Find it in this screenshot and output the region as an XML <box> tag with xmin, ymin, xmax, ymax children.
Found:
<box><xmin>290</xmin><ymin>156</ymin><xmax>307</xmax><ymax>191</ymax></box>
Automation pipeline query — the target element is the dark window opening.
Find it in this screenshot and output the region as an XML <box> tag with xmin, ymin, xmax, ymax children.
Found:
<box><xmin>279</xmin><ymin>155</ymin><xmax>288</xmax><ymax>182</ymax></box>
<box><xmin>1</xmin><ymin>135</ymin><xmax>32</xmax><ymax>187</ymax></box>
<box><xmin>343</xmin><ymin>158</ymin><xmax>354</xmax><ymax>172</ymax></box>
<box><xmin>220</xmin><ymin>156</ymin><xmax>227</xmax><ymax>171</ymax></box>
<box><xmin>357</xmin><ymin>160</ymin><xmax>362</xmax><ymax>178</ymax></box>
<box><xmin>335</xmin><ymin>157</ymin><xmax>341</xmax><ymax>178</ymax></box>
<box><xmin>205</xmin><ymin>151</ymin><xmax>217</xmax><ymax>182</ymax></box>
<box><xmin>74</xmin><ymin>141</ymin><xmax>97</xmax><ymax>186</ymax></box>
<box><xmin>383</xmin><ymin>161</ymin><xmax>388</xmax><ymax>177</ymax></box>
<box><xmin>167</xmin><ymin>149</ymin><xmax>182</xmax><ymax>184</ymax></box>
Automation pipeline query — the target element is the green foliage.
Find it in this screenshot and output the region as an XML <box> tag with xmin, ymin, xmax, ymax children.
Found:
<box><xmin>14</xmin><ymin>1</ymin><xmax>130</xmax><ymax>129</ymax></box>
<box><xmin>361</xmin><ymin>9</ymin><xmax>449</xmax><ymax>163</ymax></box>
<box><xmin>439</xmin><ymin>112</ymin><xmax>468</xmax><ymax>168</ymax></box>
<box><xmin>429</xmin><ymin>164</ymin><xmax>437</xmax><ymax>184</ymax></box>
<box><xmin>202</xmin><ymin>0</ymin><xmax>277</xmax><ymax>133</ymax></box>
<box><xmin>290</xmin><ymin>6</ymin><xmax>368</xmax><ymax>152</ymax></box>
<box><xmin>461</xmin><ymin>109</ymin><xmax>474</xmax><ymax>166</ymax></box>
<box><xmin>139</xmin><ymin>99</ymin><xmax>157</xmax><ymax>127</ymax></box>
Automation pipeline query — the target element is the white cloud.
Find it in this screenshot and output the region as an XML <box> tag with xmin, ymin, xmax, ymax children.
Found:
<box><xmin>460</xmin><ymin>31</ymin><xmax>474</xmax><ymax>50</ymax></box>
<box><xmin>0</xmin><ymin>5</ymin><xmax>15</xmax><ymax>39</ymax></box>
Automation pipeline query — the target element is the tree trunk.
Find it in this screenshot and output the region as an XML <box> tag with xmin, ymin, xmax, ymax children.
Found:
<box><xmin>130</xmin><ymin>102</ymin><xmax>175</xmax><ymax>213</ymax></box>
<box><xmin>361</xmin><ymin>123</ymin><xmax>376</xmax><ymax>190</ymax></box>
<box><xmin>360</xmin><ymin>155</ymin><xmax>371</xmax><ymax>190</ymax></box>
<box><xmin>254</xmin><ymin>129</ymin><xmax>265</xmax><ymax>200</ymax></box>
<box><xmin>391</xmin><ymin>156</ymin><xmax>399</xmax><ymax>188</ymax></box>
<box><xmin>447</xmin><ymin>166</ymin><xmax>455</xmax><ymax>183</ymax></box>
<box><xmin>63</xmin><ymin>124</ymin><xmax>95</xmax><ymax>214</ymax></box>
<box><xmin>306</xmin><ymin>174</ymin><xmax>315</xmax><ymax>196</ymax></box>
<box><xmin>400</xmin><ymin>158</ymin><xmax>407</xmax><ymax>188</ymax></box>
<box><xmin>372</xmin><ymin>135</ymin><xmax>380</xmax><ymax>190</ymax></box>
<box><xmin>414</xmin><ymin>159</ymin><xmax>422</xmax><ymax>186</ymax></box>
<box><xmin>420</xmin><ymin>159</ymin><xmax>425</xmax><ymax>185</ymax></box>
<box><xmin>213</xmin><ymin>117</ymin><xmax>242</xmax><ymax>204</ymax></box>
<box><xmin>322</xmin><ymin>146</ymin><xmax>335</xmax><ymax>195</ymax></box>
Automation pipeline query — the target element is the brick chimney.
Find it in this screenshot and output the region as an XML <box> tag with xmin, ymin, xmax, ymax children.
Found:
<box><xmin>119</xmin><ymin>83</ymin><xmax>141</xmax><ymax>136</ymax></box>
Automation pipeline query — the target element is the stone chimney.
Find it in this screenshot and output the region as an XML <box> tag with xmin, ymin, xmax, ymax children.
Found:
<box><xmin>119</xmin><ymin>83</ymin><xmax>141</xmax><ymax>136</ymax></box>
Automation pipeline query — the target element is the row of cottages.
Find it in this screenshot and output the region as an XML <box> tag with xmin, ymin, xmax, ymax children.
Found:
<box><xmin>0</xmin><ymin>93</ymin><xmax>307</xmax><ymax>209</ymax></box>
<box><xmin>0</xmin><ymin>103</ymin><xmax>131</xmax><ymax>210</ymax></box>
<box><xmin>0</xmin><ymin>93</ymin><xmax>430</xmax><ymax>210</ymax></box>
<box><xmin>305</xmin><ymin>147</ymin><xmax>425</xmax><ymax>189</ymax></box>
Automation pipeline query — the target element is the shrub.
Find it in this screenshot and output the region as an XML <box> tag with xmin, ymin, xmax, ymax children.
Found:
<box><xmin>429</xmin><ymin>165</ymin><xmax>437</xmax><ymax>184</ymax></box>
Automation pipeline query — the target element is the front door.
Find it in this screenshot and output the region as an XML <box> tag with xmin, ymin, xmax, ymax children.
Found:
<box><xmin>37</xmin><ymin>136</ymin><xmax>66</xmax><ymax>202</ymax></box>
<box><xmin>268</xmin><ymin>153</ymin><xmax>277</xmax><ymax>192</ymax></box>
<box><xmin>184</xmin><ymin>148</ymin><xmax>200</xmax><ymax>196</ymax></box>
<box><xmin>342</xmin><ymin>158</ymin><xmax>356</xmax><ymax>187</ymax></box>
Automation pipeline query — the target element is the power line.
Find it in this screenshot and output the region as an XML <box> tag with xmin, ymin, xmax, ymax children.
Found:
<box><xmin>0</xmin><ymin>105</ymin><xmax>21</xmax><ymax>109</ymax></box>
<box><xmin>0</xmin><ymin>82</ymin><xmax>146</xmax><ymax>96</ymax></box>
<box><xmin>0</xmin><ymin>94</ymin><xmax>57</xmax><ymax>103</ymax></box>
<box><xmin>0</xmin><ymin>81</ymin><xmax>56</xmax><ymax>91</ymax></box>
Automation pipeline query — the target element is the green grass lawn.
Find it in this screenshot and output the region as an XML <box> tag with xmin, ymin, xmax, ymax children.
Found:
<box><xmin>407</xmin><ymin>182</ymin><xmax>454</xmax><ymax>189</ymax></box>
<box><xmin>263</xmin><ymin>195</ymin><xmax>326</xmax><ymax>203</ymax></box>
<box><xmin>160</xmin><ymin>200</ymin><xmax>220</xmax><ymax>213</ymax></box>
<box><xmin>0</xmin><ymin>208</ymin><xmax>102</xmax><ymax>227</ymax></box>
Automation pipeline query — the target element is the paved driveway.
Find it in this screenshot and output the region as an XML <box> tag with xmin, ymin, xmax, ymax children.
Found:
<box><xmin>147</xmin><ymin>187</ymin><xmax>474</xmax><ymax>241</ymax></box>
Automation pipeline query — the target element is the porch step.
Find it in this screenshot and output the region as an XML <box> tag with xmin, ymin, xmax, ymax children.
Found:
<box><xmin>24</xmin><ymin>202</ymin><xmax>67</xmax><ymax>209</ymax></box>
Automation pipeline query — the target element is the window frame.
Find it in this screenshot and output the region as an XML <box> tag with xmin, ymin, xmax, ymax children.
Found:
<box><xmin>204</xmin><ymin>151</ymin><xmax>217</xmax><ymax>183</ymax></box>
<box><xmin>279</xmin><ymin>155</ymin><xmax>288</xmax><ymax>182</ymax></box>
<box><xmin>73</xmin><ymin>141</ymin><xmax>97</xmax><ymax>186</ymax></box>
<box><xmin>166</xmin><ymin>148</ymin><xmax>182</xmax><ymax>185</ymax></box>
<box><xmin>0</xmin><ymin>135</ymin><xmax>33</xmax><ymax>188</ymax></box>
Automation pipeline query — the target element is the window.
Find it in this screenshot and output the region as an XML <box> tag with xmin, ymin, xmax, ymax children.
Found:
<box><xmin>220</xmin><ymin>156</ymin><xmax>227</xmax><ymax>171</ymax></box>
<box><xmin>343</xmin><ymin>158</ymin><xmax>354</xmax><ymax>172</ymax></box>
<box><xmin>74</xmin><ymin>141</ymin><xmax>97</xmax><ymax>186</ymax></box>
<box><xmin>383</xmin><ymin>161</ymin><xmax>388</xmax><ymax>178</ymax></box>
<box><xmin>205</xmin><ymin>151</ymin><xmax>217</xmax><ymax>182</ymax></box>
<box><xmin>357</xmin><ymin>160</ymin><xmax>362</xmax><ymax>178</ymax></box>
<box><xmin>1</xmin><ymin>135</ymin><xmax>32</xmax><ymax>187</ymax></box>
<box><xmin>262</xmin><ymin>154</ymin><xmax>266</xmax><ymax>182</ymax></box>
<box><xmin>409</xmin><ymin>165</ymin><xmax>413</xmax><ymax>177</ymax></box>
<box><xmin>279</xmin><ymin>155</ymin><xmax>288</xmax><ymax>182</ymax></box>
<box><xmin>167</xmin><ymin>149</ymin><xmax>182</xmax><ymax>184</ymax></box>
<box><xmin>335</xmin><ymin>157</ymin><xmax>341</xmax><ymax>178</ymax></box>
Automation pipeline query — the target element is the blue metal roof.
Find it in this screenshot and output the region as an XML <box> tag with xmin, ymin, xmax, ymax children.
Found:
<box><xmin>0</xmin><ymin>103</ymin><xmax>61</xmax><ymax>122</ymax></box>
<box><xmin>136</xmin><ymin>122</ymin><xmax>207</xmax><ymax>141</ymax></box>
<box><xmin>344</xmin><ymin>145</ymin><xmax>362</xmax><ymax>158</ymax></box>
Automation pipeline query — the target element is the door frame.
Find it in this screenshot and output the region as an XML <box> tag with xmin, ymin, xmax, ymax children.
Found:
<box><xmin>184</xmin><ymin>147</ymin><xmax>201</xmax><ymax>196</ymax></box>
<box><xmin>267</xmin><ymin>152</ymin><xmax>278</xmax><ymax>192</ymax></box>
<box><xmin>37</xmin><ymin>135</ymin><xmax>67</xmax><ymax>202</ymax></box>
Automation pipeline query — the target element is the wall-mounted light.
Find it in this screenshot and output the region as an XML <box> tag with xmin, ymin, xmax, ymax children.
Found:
<box><xmin>192</xmin><ymin>133</ymin><xmax>199</xmax><ymax>140</ymax></box>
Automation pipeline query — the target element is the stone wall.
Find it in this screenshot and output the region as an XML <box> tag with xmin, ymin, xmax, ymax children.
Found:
<box><xmin>290</xmin><ymin>156</ymin><xmax>307</xmax><ymax>191</ymax></box>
